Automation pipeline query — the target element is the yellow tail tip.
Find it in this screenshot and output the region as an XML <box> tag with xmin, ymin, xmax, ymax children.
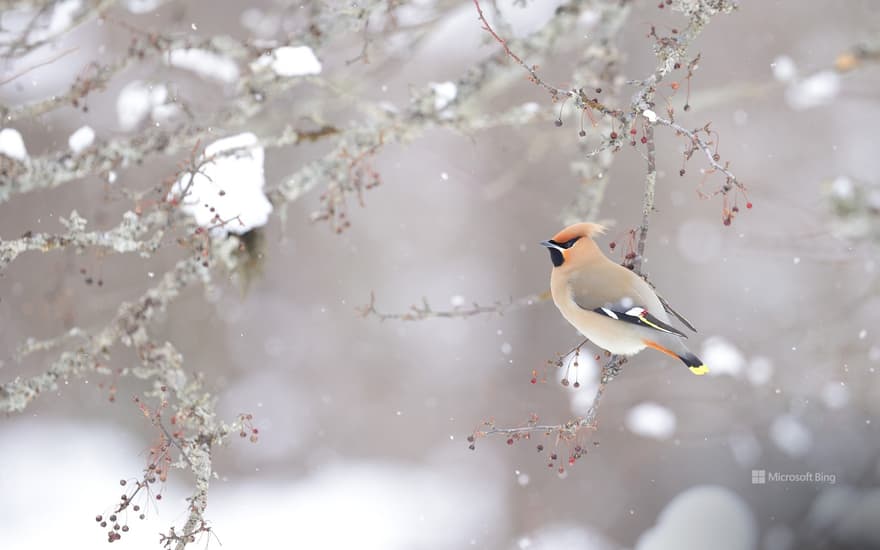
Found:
<box><xmin>689</xmin><ymin>365</ymin><xmax>710</xmax><ymax>376</ymax></box>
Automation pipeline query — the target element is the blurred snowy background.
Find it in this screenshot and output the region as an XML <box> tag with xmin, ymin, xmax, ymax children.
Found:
<box><xmin>1</xmin><ymin>1</ymin><xmax>879</xmax><ymax>549</ymax></box>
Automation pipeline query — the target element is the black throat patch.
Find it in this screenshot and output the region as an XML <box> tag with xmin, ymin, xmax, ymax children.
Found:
<box><xmin>548</xmin><ymin>248</ymin><xmax>564</xmax><ymax>267</ymax></box>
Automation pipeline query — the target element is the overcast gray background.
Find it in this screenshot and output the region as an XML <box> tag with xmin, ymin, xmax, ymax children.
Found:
<box><xmin>1</xmin><ymin>1</ymin><xmax>879</xmax><ymax>549</ymax></box>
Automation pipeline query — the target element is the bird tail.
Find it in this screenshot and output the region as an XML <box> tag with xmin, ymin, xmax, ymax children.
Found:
<box><xmin>679</xmin><ymin>352</ymin><xmax>709</xmax><ymax>376</ymax></box>
<box><xmin>643</xmin><ymin>339</ymin><xmax>709</xmax><ymax>376</ymax></box>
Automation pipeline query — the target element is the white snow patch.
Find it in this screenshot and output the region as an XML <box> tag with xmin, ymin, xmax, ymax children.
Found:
<box><xmin>636</xmin><ymin>485</ymin><xmax>757</xmax><ymax>550</ymax></box>
<box><xmin>0</xmin><ymin>128</ymin><xmax>28</xmax><ymax>160</ymax></box>
<box><xmin>123</xmin><ymin>0</ymin><xmax>162</xmax><ymax>13</ymax></box>
<box><xmin>208</xmin><ymin>462</ymin><xmax>505</xmax><ymax>550</ymax></box>
<box><xmin>771</xmin><ymin>55</ymin><xmax>797</xmax><ymax>82</ymax></box>
<box><xmin>0</xmin><ymin>421</ymin><xmax>505</xmax><ymax>550</ymax></box>
<box><xmin>67</xmin><ymin>125</ymin><xmax>94</xmax><ymax>154</ymax></box>
<box><xmin>831</xmin><ymin>176</ymin><xmax>855</xmax><ymax>200</ymax></box>
<box><xmin>168</xmin><ymin>132</ymin><xmax>272</xmax><ymax>236</ymax></box>
<box><xmin>430</xmin><ymin>81</ymin><xmax>458</xmax><ymax>110</ymax></box>
<box><xmin>642</xmin><ymin>109</ymin><xmax>658</xmax><ymax>123</ymax></box>
<box><xmin>116</xmin><ymin>80</ymin><xmax>167</xmax><ymax>131</ymax></box>
<box><xmin>700</xmin><ymin>336</ymin><xmax>746</xmax><ymax>377</ymax></box>
<box><xmin>770</xmin><ymin>414</ymin><xmax>812</xmax><ymax>457</ymax></box>
<box><xmin>786</xmin><ymin>71</ymin><xmax>841</xmax><ymax>110</ymax></box>
<box><xmin>167</xmin><ymin>48</ymin><xmax>240</xmax><ymax>83</ymax></box>
<box><xmin>821</xmin><ymin>381</ymin><xmax>850</xmax><ymax>410</ymax></box>
<box><xmin>254</xmin><ymin>46</ymin><xmax>322</xmax><ymax>76</ymax></box>
<box><xmin>521</xmin><ymin>523</ymin><xmax>620</xmax><ymax>550</ymax></box>
<box><xmin>0</xmin><ymin>420</ymin><xmax>186</xmax><ymax>549</ymax></box>
<box><xmin>579</xmin><ymin>10</ymin><xmax>601</xmax><ymax>27</ymax></box>
<box><xmin>626</xmin><ymin>402</ymin><xmax>676</xmax><ymax>440</ymax></box>
<box><xmin>150</xmin><ymin>102</ymin><xmax>181</xmax><ymax>123</ymax></box>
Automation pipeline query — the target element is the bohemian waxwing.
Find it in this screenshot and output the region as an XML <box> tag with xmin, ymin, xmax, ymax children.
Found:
<box><xmin>541</xmin><ymin>222</ymin><xmax>708</xmax><ymax>375</ymax></box>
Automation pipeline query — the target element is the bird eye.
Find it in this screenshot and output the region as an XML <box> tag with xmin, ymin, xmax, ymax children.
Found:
<box><xmin>560</xmin><ymin>237</ymin><xmax>581</xmax><ymax>249</ymax></box>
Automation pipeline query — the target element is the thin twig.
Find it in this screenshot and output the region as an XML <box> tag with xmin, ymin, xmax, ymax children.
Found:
<box><xmin>359</xmin><ymin>291</ymin><xmax>550</xmax><ymax>321</ymax></box>
<box><xmin>0</xmin><ymin>46</ymin><xmax>79</xmax><ymax>86</ymax></box>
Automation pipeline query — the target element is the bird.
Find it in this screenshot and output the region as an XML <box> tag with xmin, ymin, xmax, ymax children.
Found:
<box><xmin>540</xmin><ymin>222</ymin><xmax>709</xmax><ymax>375</ymax></box>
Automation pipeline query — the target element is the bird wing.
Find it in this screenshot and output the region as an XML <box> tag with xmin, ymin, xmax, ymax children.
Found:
<box><xmin>586</xmin><ymin>301</ymin><xmax>688</xmax><ymax>338</ymax></box>
<box><xmin>568</xmin><ymin>260</ymin><xmax>687</xmax><ymax>338</ymax></box>
<box><xmin>657</xmin><ymin>293</ymin><xmax>698</xmax><ymax>333</ymax></box>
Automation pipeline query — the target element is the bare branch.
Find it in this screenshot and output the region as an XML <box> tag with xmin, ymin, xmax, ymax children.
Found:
<box><xmin>359</xmin><ymin>291</ymin><xmax>550</xmax><ymax>321</ymax></box>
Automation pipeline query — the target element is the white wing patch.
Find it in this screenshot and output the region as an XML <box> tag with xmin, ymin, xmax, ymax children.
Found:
<box><xmin>591</xmin><ymin>304</ymin><xmax>687</xmax><ymax>338</ymax></box>
<box><xmin>601</xmin><ymin>307</ymin><xmax>619</xmax><ymax>320</ymax></box>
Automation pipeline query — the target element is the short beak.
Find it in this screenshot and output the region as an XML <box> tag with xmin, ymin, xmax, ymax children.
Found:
<box><xmin>540</xmin><ymin>240</ymin><xmax>563</xmax><ymax>251</ymax></box>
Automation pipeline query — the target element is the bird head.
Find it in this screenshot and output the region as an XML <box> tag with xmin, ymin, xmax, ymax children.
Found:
<box><xmin>540</xmin><ymin>222</ymin><xmax>606</xmax><ymax>267</ymax></box>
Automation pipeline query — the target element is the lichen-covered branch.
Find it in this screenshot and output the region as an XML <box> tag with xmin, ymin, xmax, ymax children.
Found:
<box><xmin>0</xmin><ymin>209</ymin><xmax>166</xmax><ymax>270</ymax></box>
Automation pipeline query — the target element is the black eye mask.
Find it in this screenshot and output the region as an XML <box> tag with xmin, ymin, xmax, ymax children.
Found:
<box><xmin>545</xmin><ymin>236</ymin><xmax>580</xmax><ymax>266</ymax></box>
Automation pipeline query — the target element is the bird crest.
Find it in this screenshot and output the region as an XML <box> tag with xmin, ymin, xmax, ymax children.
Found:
<box><xmin>551</xmin><ymin>222</ymin><xmax>607</xmax><ymax>243</ymax></box>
